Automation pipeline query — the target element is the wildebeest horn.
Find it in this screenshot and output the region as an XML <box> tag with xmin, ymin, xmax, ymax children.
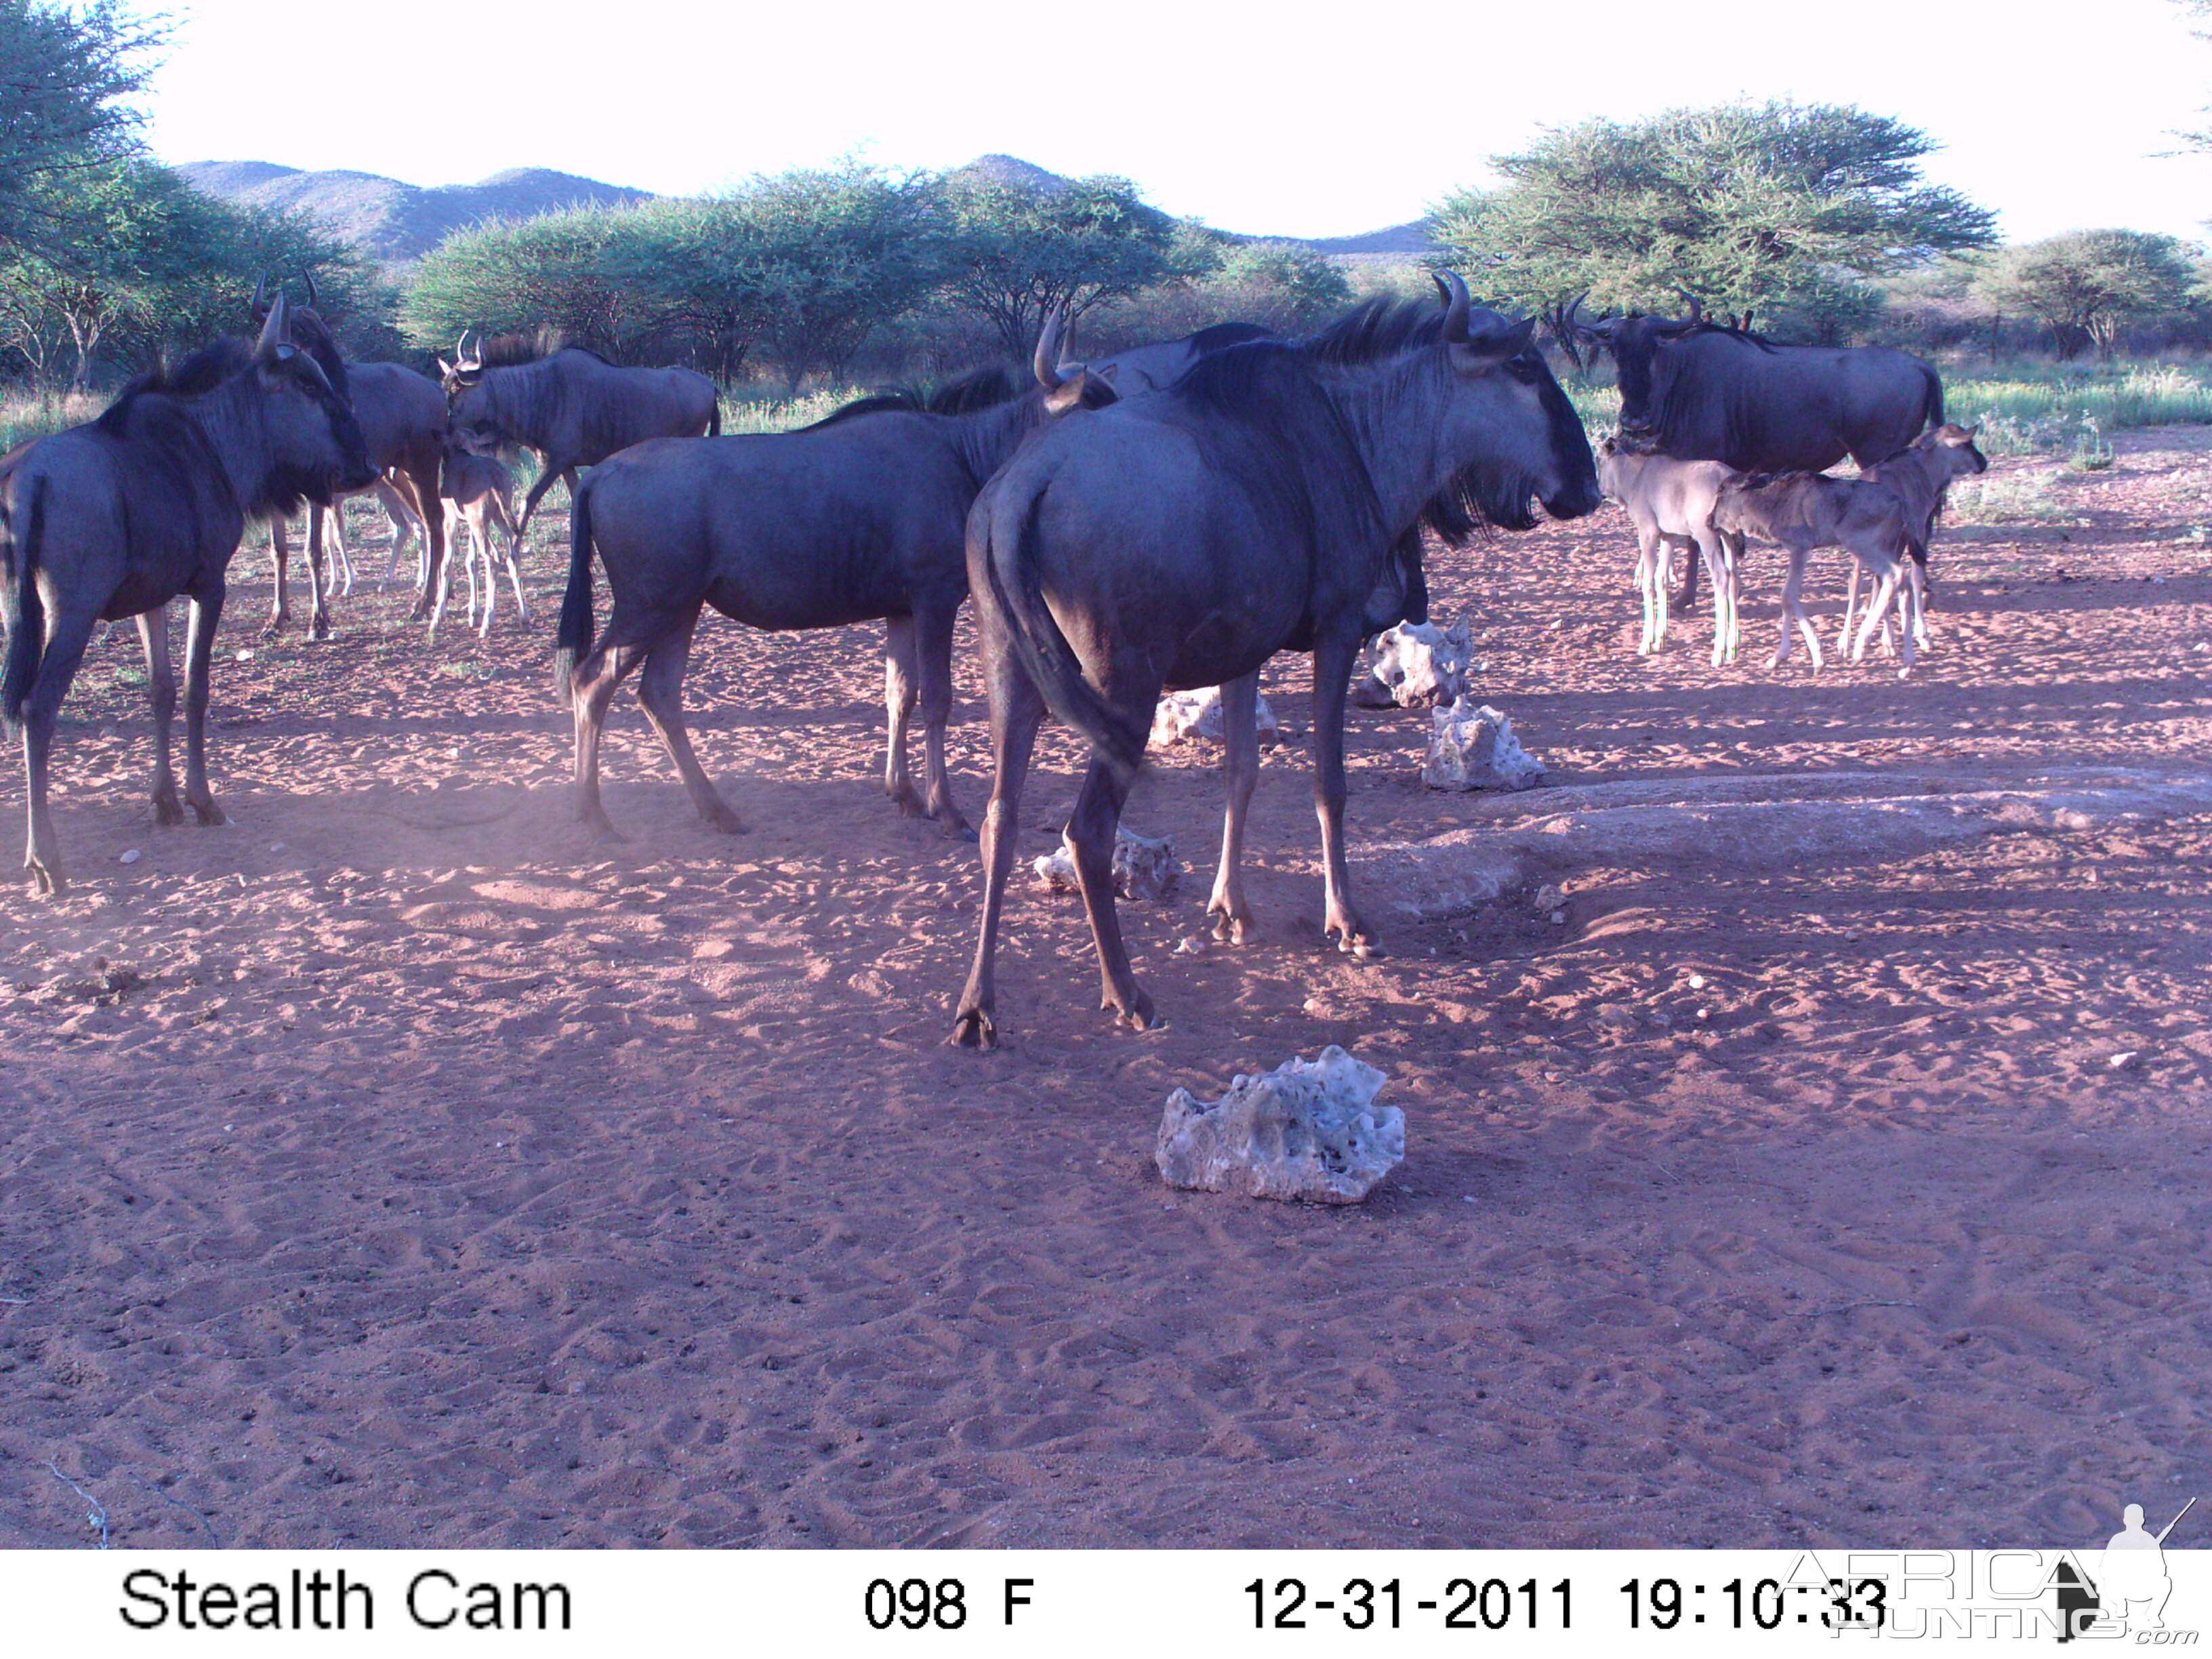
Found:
<box><xmin>303</xmin><ymin>268</ymin><xmax>319</xmax><ymax>309</ymax></box>
<box><xmin>1433</xmin><ymin>271</ymin><xmax>1471</xmax><ymax>343</ymax></box>
<box><xmin>251</xmin><ymin>270</ymin><xmax>270</xmax><ymax>321</ymax></box>
<box><xmin>253</xmin><ymin>290</ymin><xmax>293</xmax><ymax>360</ymax></box>
<box><xmin>1671</xmin><ymin>286</ymin><xmax>1705</xmax><ymax>326</ymax></box>
<box><xmin>1033</xmin><ymin>306</ymin><xmax>1067</xmax><ymax>390</ymax></box>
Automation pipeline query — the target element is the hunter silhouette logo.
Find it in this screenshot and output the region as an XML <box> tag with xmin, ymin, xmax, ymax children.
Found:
<box><xmin>2057</xmin><ymin>1496</ymin><xmax>2196</xmax><ymax>1641</ymax></box>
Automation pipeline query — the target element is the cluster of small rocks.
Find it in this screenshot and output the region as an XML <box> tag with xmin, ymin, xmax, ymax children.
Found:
<box><xmin>1033</xmin><ymin>829</ymin><xmax>1181</xmax><ymax>901</ymax></box>
<box><xmin>1149</xmin><ymin>687</ymin><xmax>1281</xmax><ymax>749</ymax></box>
<box><xmin>1155</xmin><ymin>1045</ymin><xmax>1405</xmax><ymax>1205</ymax></box>
<box><xmin>1351</xmin><ymin>621</ymin><xmax>1477</xmax><ymax>710</ymax></box>
<box><xmin>1425</xmin><ymin>701</ymin><xmax>1544</xmax><ymax>792</ymax></box>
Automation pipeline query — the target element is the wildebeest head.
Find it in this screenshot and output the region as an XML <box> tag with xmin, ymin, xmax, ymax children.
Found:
<box><xmin>1914</xmin><ymin>422</ymin><xmax>1988</xmax><ymax>476</ymax></box>
<box><xmin>1564</xmin><ymin>290</ymin><xmax>1713</xmax><ymax>436</ymax></box>
<box><xmin>1421</xmin><ymin>273</ymin><xmax>1603</xmax><ymax>531</ymax></box>
<box><xmin>436</xmin><ymin>331</ymin><xmax>504</xmax><ymax>455</ymax></box>
<box><xmin>249</xmin><ymin>270</ymin><xmax>352</xmax><ymax>407</ymax></box>
<box><xmin>247</xmin><ymin>293</ymin><xmax>378</xmax><ymax>510</ymax></box>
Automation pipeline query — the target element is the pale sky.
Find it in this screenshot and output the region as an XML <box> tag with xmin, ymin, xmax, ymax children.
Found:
<box><xmin>144</xmin><ymin>0</ymin><xmax>2212</xmax><ymax>245</ymax></box>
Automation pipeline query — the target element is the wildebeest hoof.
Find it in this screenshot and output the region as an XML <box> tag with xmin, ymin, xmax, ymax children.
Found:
<box><xmin>1208</xmin><ymin>907</ymin><xmax>1252</xmax><ymax>945</ymax></box>
<box><xmin>190</xmin><ymin>800</ymin><xmax>227</xmax><ymax>827</ymax></box>
<box><xmin>703</xmin><ymin>808</ymin><xmax>748</xmax><ymax>835</ymax></box>
<box><xmin>949</xmin><ymin>1008</ymin><xmax>998</xmax><ymax>1049</ymax></box>
<box><xmin>152</xmin><ymin>792</ymin><xmax>184</xmax><ymax>827</ymax></box>
<box><xmin>259</xmin><ymin>617</ymin><xmax>283</xmax><ymax>639</ymax></box>
<box><xmin>948</xmin><ymin>822</ymin><xmax>980</xmax><ymax>844</ymax></box>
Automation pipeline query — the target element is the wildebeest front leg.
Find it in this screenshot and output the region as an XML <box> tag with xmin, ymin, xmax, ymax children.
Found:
<box><xmin>569</xmin><ymin>638</ymin><xmax>644</xmax><ymax>841</ymax></box>
<box><xmin>882</xmin><ymin>615</ymin><xmax>924</xmax><ymax>817</ymax></box>
<box><xmin>19</xmin><ymin>608</ymin><xmax>98</xmax><ymax>894</ymax></box>
<box><xmin>951</xmin><ymin>638</ymin><xmax>1045</xmax><ymax>1050</ymax></box>
<box><xmin>179</xmin><ymin>580</ymin><xmax>228</xmax><ymax>826</ymax></box>
<box><xmin>1207</xmin><ymin>670</ymin><xmax>1261</xmax><ymax>943</ymax></box>
<box><xmin>1068</xmin><ymin>754</ymin><xmax>1155</xmax><ymax>1030</ymax></box>
<box><xmin>510</xmin><ymin>462</ymin><xmax>571</xmax><ymax>572</ymax></box>
<box><xmin>1311</xmin><ymin>629</ymin><xmax>1377</xmax><ymax>958</ymax></box>
<box><xmin>914</xmin><ymin>597</ymin><xmax>972</xmax><ymax>838</ymax></box>
<box><xmin>136</xmin><ymin>607</ymin><xmax>182</xmax><ymax>825</ymax></box>
<box><xmin>303</xmin><ymin>506</ymin><xmax>333</xmax><ymax>640</ymax></box>
<box><xmin>262</xmin><ymin>517</ymin><xmax>291</xmax><ymax>637</ymax></box>
<box><xmin>634</xmin><ymin>609</ymin><xmax>745</xmax><ymax>834</ymax></box>
<box><xmin>1771</xmin><ymin>545</ymin><xmax>1825</xmax><ymax>672</ymax></box>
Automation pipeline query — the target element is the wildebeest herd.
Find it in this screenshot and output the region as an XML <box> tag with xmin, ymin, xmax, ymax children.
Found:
<box><xmin>1</xmin><ymin>271</ymin><xmax>1985</xmax><ymax>1042</ymax></box>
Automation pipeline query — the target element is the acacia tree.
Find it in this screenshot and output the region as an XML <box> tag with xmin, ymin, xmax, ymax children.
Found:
<box><xmin>941</xmin><ymin>171</ymin><xmax>1197</xmax><ymax>356</ymax></box>
<box><xmin>1975</xmin><ymin>230</ymin><xmax>2200</xmax><ymax>357</ymax></box>
<box><xmin>0</xmin><ymin>0</ymin><xmax>163</xmax><ymax>256</ymax></box>
<box><xmin>1431</xmin><ymin>102</ymin><xmax>1996</xmax><ymax>335</ymax></box>
<box><xmin>401</xmin><ymin>208</ymin><xmax>657</xmax><ymax>359</ymax></box>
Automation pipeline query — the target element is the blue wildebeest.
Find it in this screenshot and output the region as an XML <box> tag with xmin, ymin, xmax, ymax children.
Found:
<box><xmin>0</xmin><ymin>296</ymin><xmax>375</xmax><ymax>893</ymax></box>
<box><xmin>240</xmin><ymin>276</ymin><xmax>450</xmax><ymax>641</ymax></box>
<box><xmin>1713</xmin><ymin>472</ymin><xmax>1926</xmax><ymax>674</ymax></box>
<box><xmin>949</xmin><ymin>274</ymin><xmax>1602</xmax><ymax>1047</ymax></box>
<box><xmin>1568</xmin><ymin>293</ymin><xmax>1945</xmax><ymax>609</ymax></box>
<box><xmin>438</xmin><ymin>445</ymin><xmax>525</xmax><ymax>636</ymax></box>
<box><xmin>1594</xmin><ymin>437</ymin><xmax>1742</xmax><ymax>662</ymax></box>
<box><xmin>552</xmin><ymin>313</ymin><xmax>1112</xmax><ymax>842</ymax></box>
<box><xmin>1065</xmin><ymin>321</ymin><xmax>1275</xmax><ymax>393</ymax></box>
<box><xmin>440</xmin><ymin>333</ymin><xmax>719</xmax><ymax>631</ymax></box>
<box><xmin>1846</xmin><ymin>422</ymin><xmax>1988</xmax><ymax>652</ymax></box>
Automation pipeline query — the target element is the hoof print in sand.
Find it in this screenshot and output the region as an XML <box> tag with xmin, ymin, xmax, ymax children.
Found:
<box><xmin>1155</xmin><ymin>1044</ymin><xmax>1404</xmax><ymax>1204</ymax></box>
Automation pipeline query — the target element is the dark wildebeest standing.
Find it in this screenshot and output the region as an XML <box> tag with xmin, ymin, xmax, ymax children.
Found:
<box><xmin>1568</xmin><ymin>293</ymin><xmax>1944</xmax><ymax>609</ymax></box>
<box><xmin>441</xmin><ymin>333</ymin><xmax>719</xmax><ymax>630</ymax></box>
<box><xmin>949</xmin><ymin>275</ymin><xmax>1602</xmax><ymax>1047</ymax></box>
<box><xmin>243</xmin><ymin>276</ymin><xmax>449</xmax><ymax>641</ymax></box>
<box><xmin>0</xmin><ymin>295</ymin><xmax>375</xmax><ymax>893</ymax></box>
<box><xmin>438</xmin><ymin>446</ymin><xmax>524</xmax><ymax>635</ymax></box>
<box><xmin>1065</xmin><ymin>321</ymin><xmax>1275</xmax><ymax>393</ymax></box>
<box><xmin>554</xmin><ymin>314</ymin><xmax>1111</xmax><ymax>840</ymax></box>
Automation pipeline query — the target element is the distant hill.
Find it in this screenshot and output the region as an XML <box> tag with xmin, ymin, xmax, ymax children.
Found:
<box><xmin>179</xmin><ymin>155</ymin><xmax>1437</xmax><ymax>264</ymax></box>
<box><xmin>177</xmin><ymin>162</ymin><xmax>655</xmax><ymax>263</ymax></box>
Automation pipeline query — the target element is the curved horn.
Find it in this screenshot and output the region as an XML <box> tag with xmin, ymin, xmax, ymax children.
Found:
<box><xmin>1669</xmin><ymin>285</ymin><xmax>1705</xmax><ymax>328</ymax></box>
<box><xmin>1032</xmin><ymin>306</ymin><xmax>1067</xmax><ymax>390</ymax></box>
<box><xmin>303</xmin><ymin>268</ymin><xmax>320</xmax><ymax>309</ymax></box>
<box><xmin>251</xmin><ymin>269</ymin><xmax>270</xmax><ymax>321</ymax></box>
<box><xmin>253</xmin><ymin>290</ymin><xmax>292</xmax><ymax>360</ymax></box>
<box><xmin>1433</xmin><ymin>270</ymin><xmax>1471</xmax><ymax>343</ymax></box>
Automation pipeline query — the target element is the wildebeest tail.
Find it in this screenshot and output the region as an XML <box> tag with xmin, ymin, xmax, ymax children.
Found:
<box><xmin>1920</xmin><ymin>363</ymin><xmax>1945</xmax><ymax>433</ymax></box>
<box><xmin>706</xmin><ymin>399</ymin><xmax>721</xmax><ymax>438</ymax></box>
<box><xmin>552</xmin><ymin>483</ymin><xmax>596</xmax><ymax>702</ymax></box>
<box><xmin>1</xmin><ymin>473</ymin><xmax>47</xmax><ymax>736</ymax></box>
<box><xmin>983</xmin><ymin>491</ymin><xmax>1147</xmax><ymax>783</ymax></box>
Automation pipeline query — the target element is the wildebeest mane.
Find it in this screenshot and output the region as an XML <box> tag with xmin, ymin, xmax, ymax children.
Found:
<box><xmin>473</xmin><ymin>328</ymin><xmax>590</xmax><ymax>369</ymax></box>
<box><xmin>804</xmin><ymin>366</ymin><xmax>1023</xmax><ymax>430</ymax></box>
<box><xmin>1186</xmin><ymin>321</ymin><xmax>1275</xmax><ymax>354</ymax></box>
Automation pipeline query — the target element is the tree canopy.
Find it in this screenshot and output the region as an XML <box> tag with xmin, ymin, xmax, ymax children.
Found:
<box><xmin>1431</xmin><ymin>101</ymin><xmax>1997</xmax><ymax>335</ymax></box>
<box><xmin>1974</xmin><ymin>230</ymin><xmax>2201</xmax><ymax>357</ymax></box>
<box><xmin>0</xmin><ymin>0</ymin><xmax>165</xmax><ymax>255</ymax></box>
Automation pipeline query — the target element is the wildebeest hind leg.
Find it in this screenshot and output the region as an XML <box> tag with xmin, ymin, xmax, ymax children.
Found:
<box><xmin>136</xmin><ymin>608</ymin><xmax>182</xmax><ymax>825</ymax></box>
<box><xmin>1311</xmin><ymin>630</ymin><xmax>1379</xmax><ymax>957</ymax></box>
<box><xmin>1207</xmin><ymin>670</ymin><xmax>1261</xmax><ymax>943</ymax></box>
<box><xmin>1067</xmin><ymin>755</ymin><xmax>1155</xmax><ymax>1030</ymax></box>
<box><xmin>951</xmin><ymin>630</ymin><xmax>1044</xmax><ymax>1050</ymax></box>
<box><xmin>19</xmin><ymin>608</ymin><xmax>98</xmax><ymax>895</ymax></box>
<box><xmin>630</xmin><ymin>610</ymin><xmax>742</xmax><ymax>834</ymax></box>
<box><xmin>179</xmin><ymin>580</ymin><xmax>228</xmax><ymax>826</ymax></box>
<box><xmin>882</xmin><ymin>616</ymin><xmax>924</xmax><ymax>817</ymax></box>
<box><xmin>914</xmin><ymin>598</ymin><xmax>972</xmax><ymax>838</ymax></box>
<box><xmin>569</xmin><ymin>637</ymin><xmax>645</xmax><ymax>841</ymax></box>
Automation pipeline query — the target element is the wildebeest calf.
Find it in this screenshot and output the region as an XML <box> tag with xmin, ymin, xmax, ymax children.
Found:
<box><xmin>1847</xmin><ymin>422</ymin><xmax>1988</xmax><ymax>653</ymax></box>
<box><xmin>438</xmin><ymin>447</ymin><xmax>525</xmax><ymax>636</ymax></box>
<box><xmin>1712</xmin><ymin>472</ymin><xmax>1925</xmax><ymax>674</ymax></box>
<box><xmin>1595</xmin><ymin>436</ymin><xmax>1742</xmax><ymax>663</ymax></box>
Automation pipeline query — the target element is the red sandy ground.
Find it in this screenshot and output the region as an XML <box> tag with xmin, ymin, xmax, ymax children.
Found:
<box><xmin>0</xmin><ymin>429</ymin><xmax>2207</xmax><ymax>1549</ymax></box>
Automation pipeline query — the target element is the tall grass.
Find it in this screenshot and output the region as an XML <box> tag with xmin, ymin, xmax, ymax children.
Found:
<box><xmin>0</xmin><ymin>391</ymin><xmax>98</xmax><ymax>453</ymax></box>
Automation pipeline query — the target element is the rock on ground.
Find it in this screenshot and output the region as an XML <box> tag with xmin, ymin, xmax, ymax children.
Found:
<box><xmin>1351</xmin><ymin>621</ymin><xmax>1477</xmax><ymax>710</ymax></box>
<box><xmin>1425</xmin><ymin>699</ymin><xmax>1544</xmax><ymax>792</ymax></box>
<box><xmin>1033</xmin><ymin>829</ymin><xmax>1181</xmax><ymax>901</ymax></box>
<box><xmin>1155</xmin><ymin>1046</ymin><xmax>1405</xmax><ymax>1204</ymax></box>
<box><xmin>1151</xmin><ymin>687</ymin><xmax>1281</xmax><ymax>749</ymax></box>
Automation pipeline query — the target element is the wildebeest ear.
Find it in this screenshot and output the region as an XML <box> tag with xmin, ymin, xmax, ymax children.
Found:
<box><xmin>1044</xmin><ymin>369</ymin><xmax>1094</xmax><ymax>415</ymax></box>
<box><xmin>1448</xmin><ymin>318</ymin><xmax>1535</xmax><ymax>375</ymax></box>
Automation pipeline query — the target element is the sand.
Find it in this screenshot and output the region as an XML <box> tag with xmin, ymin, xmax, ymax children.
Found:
<box><xmin>1</xmin><ymin>428</ymin><xmax>2207</xmax><ymax>1549</ymax></box>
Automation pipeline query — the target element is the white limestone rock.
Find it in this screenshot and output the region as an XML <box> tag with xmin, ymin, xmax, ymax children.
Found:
<box><xmin>1424</xmin><ymin>699</ymin><xmax>1544</xmax><ymax>792</ymax></box>
<box><xmin>1032</xmin><ymin>827</ymin><xmax>1181</xmax><ymax>901</ymax></box>
<box><xmin>1155</xmin><ymin>1045</ymin><xmax>1404</xmax><ymax>1205</ymax></box>
<box><xmin>1351</xmin><ymin>621</ymin><xmax>1477</xmax><ymax>710</ymax></box>
<box><xmin>1151</xmin><ymin>687</ymin><xmax>1281</xmax><ymax>749</ymax></box>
